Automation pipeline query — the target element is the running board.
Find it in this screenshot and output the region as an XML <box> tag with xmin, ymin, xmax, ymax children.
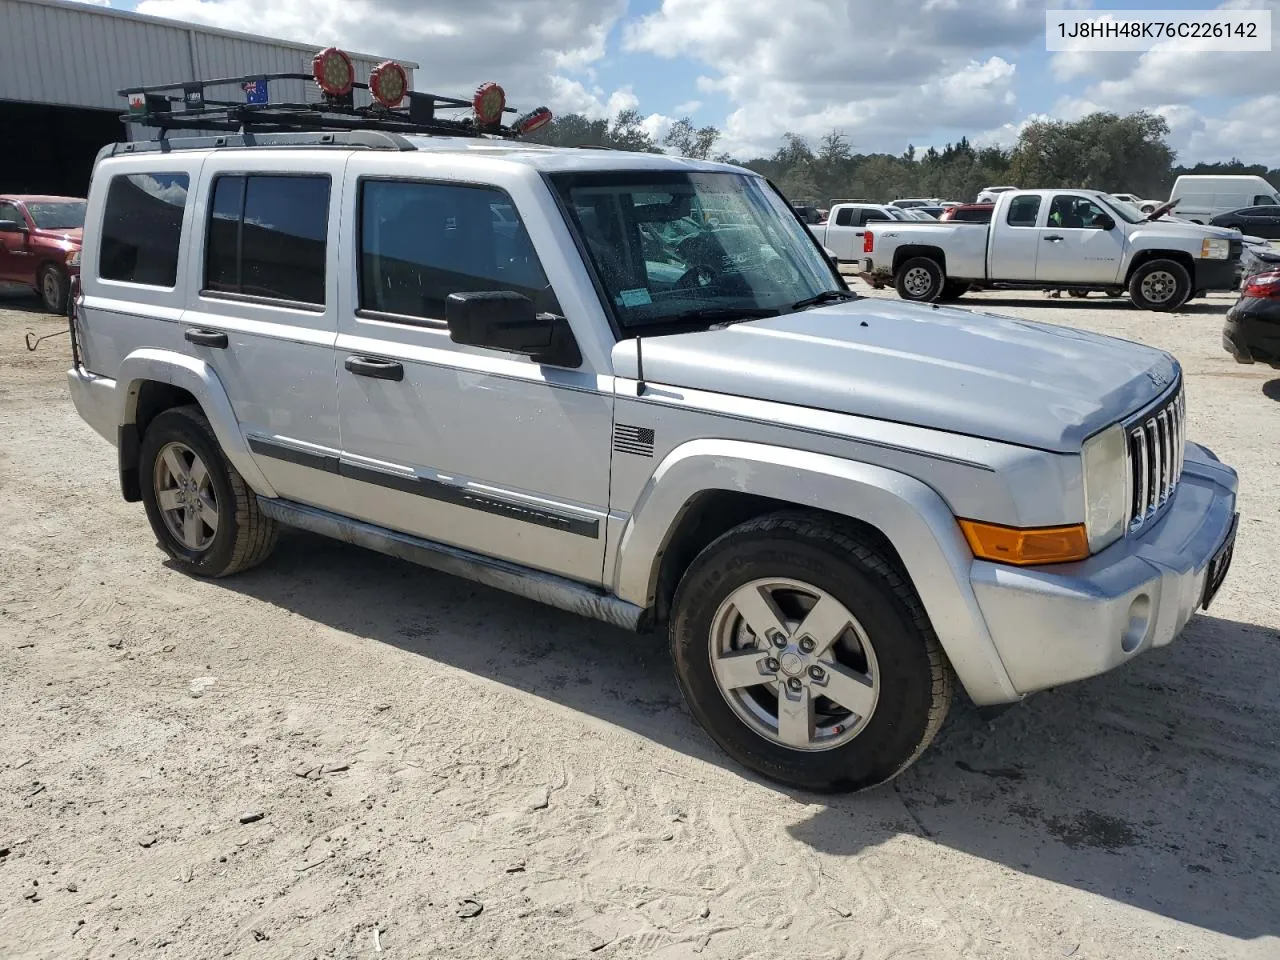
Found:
<box><xmin>257</xmin><ymin>497</ymin><xmax>646</xmax><ymax>632</ymax></box>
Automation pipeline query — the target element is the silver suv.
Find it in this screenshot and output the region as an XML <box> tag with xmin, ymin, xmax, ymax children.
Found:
<box><xmin>66</xmin><ymin>96</ymin><xmax>1238</xmax><ymax>793</ymax></box>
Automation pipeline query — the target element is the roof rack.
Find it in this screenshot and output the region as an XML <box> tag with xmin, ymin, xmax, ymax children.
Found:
<box><xmin>117</xmin><ymin>46</ymin><xmax>553</xmax><ymax>142</ymax></box>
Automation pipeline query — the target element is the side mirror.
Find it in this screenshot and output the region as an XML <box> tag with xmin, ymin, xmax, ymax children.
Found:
<box><xmin>0</xmin><ymin>219</ymin><xmax>27</xmax><ymax>234</ymax></box>
<box><xmin>1096</xmin><ymin>214</ymin><xmax>1116</xmax><ymax>231</ymax></box>
<box><xmin>445</xmin><ymin>291</ymin><xmax>581</xmax><ymax>368</ymax></box>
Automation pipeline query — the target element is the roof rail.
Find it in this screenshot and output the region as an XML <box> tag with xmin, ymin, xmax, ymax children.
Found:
<box><xmin>116</xmin><ymin>48</ymin><xmax>553</xmax><ymax>143</ymax></box>
<box><xmin>96</xmin><ymin>130</ymin><xmax>418</xmax><ymax>161</ymax></box>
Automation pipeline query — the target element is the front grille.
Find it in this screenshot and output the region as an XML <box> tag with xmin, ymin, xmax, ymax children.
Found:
<box><xmin>1230</xmin><ymin>239</ymin><xmax>1243</xmax><ymax>262</ymax></box>
<box><xmin>1125</xmin><ymin>384</ymin><xmax>1185</xmax><ymax>534</ymax></box>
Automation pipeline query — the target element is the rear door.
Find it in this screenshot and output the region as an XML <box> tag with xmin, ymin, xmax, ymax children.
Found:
<box><xmin>182</xmin><ymin>152</ymin><xmax>346</xmax><ymax>512</ymax></box>
<box><xmin>1035</xmin><ymin>194</ymin><xmax>1125</xmax><ymax>284</ymax></box>
<box><xmin>988</xmin><ymin>193</ymin><xmax>1042</xmax><ymax>281</ymax></box>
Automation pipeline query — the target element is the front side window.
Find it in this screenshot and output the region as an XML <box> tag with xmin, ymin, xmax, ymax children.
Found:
<box><xmin>1048</xmin><ymin>195</ymin><xmax>1111</xmax><ymax>229</ymax></box>
<box><xmin>358</xmin><ymin>180</ymin><xmax>560</xmax><ymax>322</ymax></box>
<box><xmin>27</xmin><ymin>201</ymin><xmax>86</xmax><ymax>230</ymax></box>
<box><xmin>1253</xmin><ymin>194</ymin><xmax>1275</xmax><ymax>206</ymax></box>
<box><xmin>204</xmin><ymin>174</ymin><xmax>330</xmax><ymax>305</ymax></box>
<box><xmin>1006</xmin><ymin>195</ymin><xmax>1041</xmax><ymax>227</ymax></box>
<box><xmin>0</xmin><ymin>202</ymin><xmax>22</xmax><ymax>225</ymax></box>
<box><xmin>99</xmin><ymin>173</ymin><xmax>190</xmax><ymax>286</ymax></box>
<box><xmin>549</xmin><ymin>171</ymin><xmax>840</xmax><ymax>333</ymax></box>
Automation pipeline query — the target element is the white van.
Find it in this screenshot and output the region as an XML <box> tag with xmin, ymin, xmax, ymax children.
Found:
<box><xmin>1170</xmin><ymin>175</ymin><xmax>1280</xmax><ymax>223</ymax></box>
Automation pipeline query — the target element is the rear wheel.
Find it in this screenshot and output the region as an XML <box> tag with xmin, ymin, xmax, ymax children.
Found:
<box><xmin>1068</xmin><ymin>290</ymin><xmax>1089</xmax><ymax>299</ymax></box>
<box><xmin>1128</xmin><ymin>259</ymin><xmax>1191</xmax><ymax>312</ymax></box>
<box><xmin>38</xmin><ymin>264</ymin><xmax>67</xmax><ymax>314</ymax></box>
<box><xmin>669</xmin><ymin>512</ymin><xmax>954</xmax><ymax>792</ymax></box>
<box><xmin>895</xmin><ymin>257</ymin><xmax>944</xmax><ymax>302</ymax></box>
<box><xmin>140</xmin><ymin>406</ymin><xmax>277</xmax><ymax>578</ymax></box>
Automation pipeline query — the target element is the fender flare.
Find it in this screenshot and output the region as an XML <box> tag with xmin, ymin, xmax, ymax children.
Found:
<box><xmin>116</xmin><ymin>348</ymin><xmax>278</xmax><ymax>498</ymax></box>
<box><xmin>613</xmin><ymin>438</ymin><xmax>1019</xmax><ymax>706</ymax></box>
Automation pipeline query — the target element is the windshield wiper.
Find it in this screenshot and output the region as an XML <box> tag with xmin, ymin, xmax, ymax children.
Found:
<box><xmin>791</xmin><ymin>289</ymin><xmax>858</xmax><ymax>311</ymax></box>
<box><xmin>661</xmin><ymin>306</ymin><xmax>782</xmax><ymax>328</ymax></box>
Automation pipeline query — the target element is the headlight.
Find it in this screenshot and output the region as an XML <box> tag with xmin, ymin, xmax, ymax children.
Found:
<box><xmin>1200</xmin><ymin>238</ymin><xmax>1229</xmax><ymax>260</ymax></box>
<box><xmin>1082</xmin><ymin>423</ymin><xmax>1128</xmax><ymax>551</ymax></box>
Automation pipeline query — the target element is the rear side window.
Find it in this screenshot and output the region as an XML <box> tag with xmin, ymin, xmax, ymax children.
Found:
<box><xmin>1006</xmin><ymin>195</ymin><xmax>1041</xmax><ymax>227</ymax></box>
<box><xmin>834</xmin><ymin>207</ymin><xmax>853</xmax><ymax>226</ymax></box>
<box><xmin>204</xmin><ymin>174</ymin><xmax>330</xmax><ymax>306</ymax></box>
<box><xmin>99</xmin><ymin>173</ymin><xmax>190</xmax><ymax>287</ymax></box>
<box><xmin>358</xmin><ymin>180</ymin><xmax>559</xmax><ymax>323</ymax></box>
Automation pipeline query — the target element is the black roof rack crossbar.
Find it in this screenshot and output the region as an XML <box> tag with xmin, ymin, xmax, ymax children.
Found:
<box><xmin>116</xmin><ymin>69</ymin><xmax>536</xmax><ymax>141</ymax></box>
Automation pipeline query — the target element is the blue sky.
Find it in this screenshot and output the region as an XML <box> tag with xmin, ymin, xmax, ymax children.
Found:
<box><xmin>118</xmin><ymin>0</ymin><xmax>1280</xmax><ymax>163</ymax></box>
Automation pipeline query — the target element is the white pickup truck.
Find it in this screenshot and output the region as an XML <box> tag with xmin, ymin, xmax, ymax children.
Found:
<box><xmin>858</xmin><ymin>189</ymin><xmax>1244</xmax><ymax>311</ymax></box>
<box><xmin>807</xmin><ymin>202</ymin><xmax>912</xmax><ymax>262</ymax></box>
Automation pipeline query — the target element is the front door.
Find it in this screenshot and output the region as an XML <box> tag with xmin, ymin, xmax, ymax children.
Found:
<box><xmin>1036</xmin><ymin>194</ymin><xmax>1126</xmax><ymax>284</ymax></box>
<box><xmin>333</xmin><ymin>162</ymin><xmax>612</xmax><ymax>585</ymax></box>
<box><xmin>181</xmin><ymin>155</ymin><xmax>346</xmax><ymax>512</ymax></box>
<box><xmin>0</xmin><ymin>201</ymin><xmax>29</xmax><ymax>283</ymax></box>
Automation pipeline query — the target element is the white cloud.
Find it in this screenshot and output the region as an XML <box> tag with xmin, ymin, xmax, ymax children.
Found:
<box><xmin>673</xmin><ymin>100</ymin><xmax>702</xmax><ymax>115</ymax></box>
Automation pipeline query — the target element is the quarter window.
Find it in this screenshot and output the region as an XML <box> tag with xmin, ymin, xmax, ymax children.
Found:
<box><xmin>99</xmin><ymin>173</ymin><xmax>190</xmax><ymax>287</ymax></box>
<box><xmin>358</xmin><ymin>180</ymin><xmax>560</xmax><ymax>322</ymax></box>
<box><xmin>203</xmin><ymin>174</ymin><xmax>330</xmax><ymax>306</ymax></box>
<box><xmin>1006</xmin><ymin>195</ymin><xmax>1041</xmax><ymax>227</ymax></box>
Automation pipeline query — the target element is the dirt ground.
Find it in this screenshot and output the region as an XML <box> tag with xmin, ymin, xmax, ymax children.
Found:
<box><xmin>1</xmin><ymin>281</ymin><xmax>1278</xmax><ymax>960</ymax></box>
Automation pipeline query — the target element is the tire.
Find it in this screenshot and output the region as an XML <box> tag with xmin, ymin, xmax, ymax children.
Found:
<box><xmin>1128</xmin><ymin>258</ymin><xmax>1191</xmax><ymax>312</ymax></box>
<box><xmin>1068</xmin><ymin>290</ymin><xmax>1089</xmax><ymax>299</ymax></box>
<box><xmin>668</xmin><ymin>512</ymin><xmax>954</xmax><ymax>793</ymax></box>
<box><xmin>894</xmin><ymin>257</ymin><xmax>944</xmax><ymax>302</ymax></box>
<box><xmin>936</xmin><ymin>280</ymin><xmax>968</xmax><ymax>302</ymax></box>
<box><xmin>139</xmin><ymin>405</ymin><xmax>278</xmax><ymax>578</ymax></box>
<box><xmin>38</xmin><ymin>264</ymin><xmax>67</xmax><ymax>314</ymax></box>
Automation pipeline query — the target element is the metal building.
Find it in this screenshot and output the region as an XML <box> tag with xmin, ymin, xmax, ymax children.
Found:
<box><xmin>0</xmin><ymin>0</ymin><xmax>417</xmax><ymax>195</ymax></box>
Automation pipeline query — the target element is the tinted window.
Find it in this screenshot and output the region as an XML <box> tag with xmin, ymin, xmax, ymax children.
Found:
<box><xmin>203</xmin><ymin>175</ymin><xmax>329</xmax><ymax>305</ymax></box>
<box><xmin>359</xmin><ymin>180</ymin><xmax>560</xmax><ymax>322</ymax></box>
<box><xmin>1246</xmin><ymin>205</ymin><xmax>1280</xmax><ymax>215</ymax></box>
<box><xmin>0</xmin><ymin>202</ymin><xmax>21</xmax><ymax>224</ymax></box>
<box><xmin>1253</xmin><ymin>194</ymin><xmax>1275</xmax><ymax>206</ymax></box>
<box><xmin>99</xmin><ymin>173</ymin><xmax>190</xmax><ymax>286</ymax></box>
<box><xmin>1006</xmin><ymin>195</ymin><xmax>1041</xmax><ymax>227</ymax></box>
<box><xmin>834</xmin><ymin>207</ymin><xmax>853</xmax><ymax>227</ymax></box>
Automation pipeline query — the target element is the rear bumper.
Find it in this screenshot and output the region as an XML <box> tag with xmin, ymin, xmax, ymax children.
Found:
<box><xmin>1223</xmin><ymin>306</ymin><xmax>1280</xmax><ymax>367</ymax></box>
<box><xmin>970</xmin><ymin>442</ymin><xmax>1238</xmax><ymax>697</ymax></box>
<box><xmin>67</xmin><ymin>365</ymin><xmax>118</xmax><ymax>445</ymax></box>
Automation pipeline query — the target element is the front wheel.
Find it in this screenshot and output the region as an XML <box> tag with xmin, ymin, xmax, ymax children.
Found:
<box><xmin>894</xmin><ymin>257</ymin><xmax>945</xmax><ymax>302</ymax></box>
<box><xmin>1128</xmin><ymin>259</ymin><xmax>1191</xmax><ymax>312</ymax></box>
<box><xmin>669</xmin><ymin>513</ymin><xmax>954</xmax><ymax>792</ymax></box>
<box><xmin>937</xmin><ymin>280</ymin><xmax>968</xmax><ymax>302</ymax></box>
<box><xmin>39</xmin><ymin>264</ymin><xmax>67</xmax><ymax>314</ymax></box>
<box><xmin>140</xmin><ymin>405</ymin><xmax>278</xmax><ymax>578</ymax></box>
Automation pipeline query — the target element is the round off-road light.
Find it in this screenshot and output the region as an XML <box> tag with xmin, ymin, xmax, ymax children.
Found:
<box><xmin>370</xmin><ymin>60</ymin><xmax>407</xmax><ymax>108</ymax></box>
<box><xmin>473</xmin><ymin>81</ymin><xmax>506</xmax><ymax>128</ymax></box>
<box><xmin>312</xmin><ymin>46</ymin><xmax>355</xmax><ymax>97</ymax></box>
<box><xmin>512</xmin><ymin>106</ymin><xmax>553</xmax><ymax>135</ymax></box>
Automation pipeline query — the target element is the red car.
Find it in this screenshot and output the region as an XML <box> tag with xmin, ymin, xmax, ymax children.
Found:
<box><xmin>0</xmin><ymin>194</ymin><xmax>87</xmax><ymax>313</ymax></box>
<box><xmin>938</xmin><ymin>203</ymin><xmax>993</xmax><ymax>223</ymax></box>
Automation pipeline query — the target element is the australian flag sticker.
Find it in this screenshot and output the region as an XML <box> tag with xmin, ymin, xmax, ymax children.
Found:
<box><xmin>243</xmin><ymin>79</ymin><xmax>269</xmax><ymax>105</ymax></box>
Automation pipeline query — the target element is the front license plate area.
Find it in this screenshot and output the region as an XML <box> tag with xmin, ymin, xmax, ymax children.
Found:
<box><xmin>1201</xmin><ymin>513</ymin><xmax>1239</xmax><ymax>611</ymax></box>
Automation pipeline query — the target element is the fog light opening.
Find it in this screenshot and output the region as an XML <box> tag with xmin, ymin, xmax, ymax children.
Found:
<box><xmin>1121</xmin><ymin>594</ymin><xmax>1152</xmax><ymax>654</ymax></box>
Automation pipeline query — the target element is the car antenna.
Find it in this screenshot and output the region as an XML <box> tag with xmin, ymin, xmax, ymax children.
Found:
<box><xmin>635</xmin><ymin>335</ymin><xmax>647</xmax><ymax>395</ymax></box>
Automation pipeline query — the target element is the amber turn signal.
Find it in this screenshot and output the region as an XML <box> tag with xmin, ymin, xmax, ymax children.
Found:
<box><xmin>958</xmin><ymin>519</ymin><xmax>1090</xmax><ymax>566</ymax></box>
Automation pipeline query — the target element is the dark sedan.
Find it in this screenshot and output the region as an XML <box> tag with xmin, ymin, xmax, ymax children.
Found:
<box><xmin>1210</xmin><ymin>204</ymin><xmax>1280</xmax><ymax>240</ymax></box>
<box><xmin>1223</xmin><ymin>270</ymin><xmax>1280</xmax><ymax>368</ymax></box>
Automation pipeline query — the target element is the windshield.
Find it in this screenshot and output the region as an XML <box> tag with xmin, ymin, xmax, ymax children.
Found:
<box><xmin>549</xmin><ymin>171</ymin><xmax>842</xmax><ymax>332</ymax></box>
<box><xmin>26</xmin><ymin>201</ymin><xmax>86</xmax><ymax>230</ymax></box>
<box><xmin>1097</xmin><ymin>195</ymin><xmax>1145</xmax><ymax>224</ymax></box>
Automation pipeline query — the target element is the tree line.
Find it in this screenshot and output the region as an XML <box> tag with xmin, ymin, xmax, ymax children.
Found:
<box><xmin>528</xmin><ymin>109</ymin><xmax>1280</xmax><ymax>205</ymax></box>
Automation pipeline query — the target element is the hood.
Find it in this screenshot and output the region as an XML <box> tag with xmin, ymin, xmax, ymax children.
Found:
<box><xmin>616</xmin><ymin>299</ymin><xmax>1177</xmax><ymax>453</ymax></box>
<box><xmin>31</xmin><ymin>226</ymin><xmax>82</xmax><ymax>244</ymax></box>
<box><xmin>1144</xmin><ymin>217</ymin><xmax>1239</xmax><ymax>241</ymax></box>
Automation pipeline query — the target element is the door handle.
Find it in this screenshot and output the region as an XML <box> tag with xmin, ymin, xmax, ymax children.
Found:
<box><xmin>184</xmin><ymin>328</ymin><xmax>228</xmax><ymax>348</ymax></box>
<box><xmin>1043</xmin><ymin>235</ymin><xmax>1064</xmax><ymax>242</ymax></box>
<box><xmin>345</xmin><ymin>355</ymin><xmax>404</xmax><ymax>382</ymax></box>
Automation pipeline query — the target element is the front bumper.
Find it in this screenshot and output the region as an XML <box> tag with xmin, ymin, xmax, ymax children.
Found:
<box><xmin>970</xmin><ymin>442</ymin><xmax>1238</xmax><ymax>697</ymax></box>
<box><xmin>1193</xmin><ymin>256</ymin><xmax>1240</xmax><ymax>292</ymax></box>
